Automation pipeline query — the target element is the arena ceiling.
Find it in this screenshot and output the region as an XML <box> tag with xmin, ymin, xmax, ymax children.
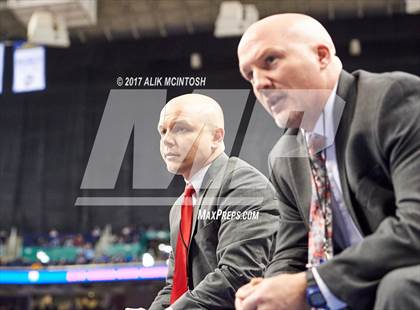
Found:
<box><xmin>0</xmin><ymin>0</ymin><xmax>409</xmax><ymax>43</ymax></box>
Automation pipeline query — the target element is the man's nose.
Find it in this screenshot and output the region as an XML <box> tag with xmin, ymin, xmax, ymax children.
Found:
<box><xmin>162</xmin><ymin>132</ymin><xmax>175</xmax><ymax>146</ymax></box>
<box><xmin>253</xmin><ymin>70</ymin><xmax>272</xmax><ymax>91</ymax></box>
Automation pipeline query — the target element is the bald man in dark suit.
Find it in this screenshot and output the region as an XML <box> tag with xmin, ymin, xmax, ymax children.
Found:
<box><xmin>236</xmin><ymin>13</ymin><xmax>420</xmax><ymax>310</ymax></box>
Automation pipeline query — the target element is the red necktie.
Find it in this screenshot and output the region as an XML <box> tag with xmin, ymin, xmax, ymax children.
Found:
<box><xmin>170</xmin><ymin>184</ymin><xmax>195</xmax><ymax>304</ymax></box>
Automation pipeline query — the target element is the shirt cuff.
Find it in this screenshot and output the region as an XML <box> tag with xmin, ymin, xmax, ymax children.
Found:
<box><xmin>312</xmin><ymin>267</ymin><xmax>347</xmax><ymax>310</ymax></box>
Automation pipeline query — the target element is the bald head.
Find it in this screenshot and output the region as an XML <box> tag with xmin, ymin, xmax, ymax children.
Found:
<box><xmin>237</xmin><ymin>13</ymin><xmax>342</xmax><ymax>129</ymax></box>
<box><xmin>158</xmin><ymin>94</ymin><xmax>225</xmax><ymax>180</ymax></box>
<box><xmin>162</xmin><ymin>93</ymin><xmax>224</xmax><ymax>130</ymax></box>
<box><xmin>239</xmin><ymin>13</ymin><xmax>336</xmax><ymax>57</ymax></box>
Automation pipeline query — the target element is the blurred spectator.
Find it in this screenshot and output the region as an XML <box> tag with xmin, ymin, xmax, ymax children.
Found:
<box><xmin>90</xmin><ymin>226</ymin><xmax>101</xmax><ymax>245</ymax></box>
<box><xmin>48</xmin><ymin>229</ymin><xmax>60</xmax><ymax>247</ymax></box>
<box><xmin>1</xmin><ymin>225</ymin><xmax>170</xmax><ymax>266</ymax></box>
<box><xmin>34</xmin><ymin>294</ymin><xmax>57</xmax><ymax>310</ymax></box>
<box><xmin>73</xmin><ymin>234</ymin><xmax>85</xmax><ymax>247</ymax></box>
<box><xmin>83</xmin><ymin>243</ymin><xmax>95</xmax><ymax>262</ymax></box>
<box><xmin>0</xmin><ymin>230</ymin><xmax>7</xmax><ymax>244</ymax></box>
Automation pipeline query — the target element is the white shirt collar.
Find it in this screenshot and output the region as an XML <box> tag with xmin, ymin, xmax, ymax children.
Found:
<box><xmin>304</xmin><ymin>83</ymin><xmax>338</xmax><ymax>148</ymax></box>
<box><xmin>184</xmin><ymin>163</ymin><xmax>211</xmax><ymax>196</ymax></box>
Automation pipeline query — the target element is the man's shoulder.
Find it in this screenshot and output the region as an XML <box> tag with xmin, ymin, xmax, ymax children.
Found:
<box><xmin>349</xmin><ymin>69</ymin><xmax>420</xmax><ymax>116</ymax></box>
<box><xmin>352</xmin><ymin>69</ymin><xmax>420</xmax><ymax>90</ymax></box>
<box><xmin>225</xmin><ymin>156</ymin><xmax>263</xmax><ymax>176</ymax></box>
<box><xmin>220</xmin><ymin>156</ymin><xmax>273</xmax><ymax>188</ymax></box>
<box><xmin>202</xmin><ymin>154</ymin><xmax>268</xmax><ymax>190</ymax></box>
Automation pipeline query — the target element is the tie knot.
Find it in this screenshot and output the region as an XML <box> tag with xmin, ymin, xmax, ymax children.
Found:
<box><xmin>307</xmin><ymin>133</ymin><xmax>327</xmax><ymax>156</ymax></box>
<box><xmin>184</xmin><ymin>184</ymin><xmax>195</xmax><ymax>197</ymax></box>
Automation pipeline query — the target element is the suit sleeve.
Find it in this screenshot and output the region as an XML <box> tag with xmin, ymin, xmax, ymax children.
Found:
<box><xmin>148</xmin><ymin>246</ymin><xmax>174</xmax><ymax>310</ymax></box>
<box><xmin>265</xmin><ymin>156</ymin><xmax>308</xmax><ymax>276</ymax></box>
<box><xmin>317</xmin><ymin>75</ymin><xmax>420</xmax><ymax>309</ymax></box>
<box><xmin>171</xmin><ymin>165</ymin><xmax>280</xmax><ymax>310</ymax></box>
<box><xmin>148</xmin><ymin>205</ymin><xmax>177</xmax><ymax>310</ymax></box>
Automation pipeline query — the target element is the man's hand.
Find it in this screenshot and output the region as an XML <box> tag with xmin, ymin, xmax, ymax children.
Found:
<box><xmin>235</xmin><ymin>272</ymin><xmax>308</xmax><ymax>310</ymax></box>
<box><xmin>235</xmin><ymin>277</ymin><xmax>263</xmax><ymax>309</ymax></box>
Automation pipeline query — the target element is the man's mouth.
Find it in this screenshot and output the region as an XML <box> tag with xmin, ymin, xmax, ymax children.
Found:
<box><xmin>266</xmin><ymin>93</ymin><xmax>288</xmax><ymax>114</ymax></box>
<box><xmin>165</xmin><ymin>153</ymin><xmax>180</xmax><ymax>160</ymax></box>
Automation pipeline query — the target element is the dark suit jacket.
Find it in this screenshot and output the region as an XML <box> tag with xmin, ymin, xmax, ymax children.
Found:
<box><xmin>267</xmin><ymin>70</ymin><xmax>420</xmax><ymax>309</ymax></box>
<box><xmin>149</xmin><ymin>153</ymin><xmax>280</xmax><ymax>310</ymax></box>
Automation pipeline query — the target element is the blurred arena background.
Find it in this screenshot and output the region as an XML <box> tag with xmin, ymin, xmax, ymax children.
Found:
<box><xmin>0</xmin><ymin>0</ymin><xmax>419</xmax><ymax>309</ymax></box>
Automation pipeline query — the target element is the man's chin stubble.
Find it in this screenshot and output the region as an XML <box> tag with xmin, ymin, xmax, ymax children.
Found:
<box><xmin>275</xmin><ymin>111</ymin><xmax>304</xmax><ymax>129</ymax></box>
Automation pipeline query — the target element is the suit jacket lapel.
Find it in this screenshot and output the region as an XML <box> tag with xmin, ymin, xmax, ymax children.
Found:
<box><xmin>334</xmin><ymin>70</ymin><xmax>364</xmax><ymax>234</ymax></box>
<box><xmin>286</xmin><ymin>129</ymin><xmax>312</xmax><ymax>226</ymax></box>
<box><xmin>189</xmin><ymin>153</ymin><xmax>229</xmax><ymax>244</ymax></box>
<box><xmin>170</xmin><ymin>153</ymin><xmax>229</xmax><ymax>254</ymax></box>
<box><xmin>170</xmin><ymin>196</ymin><xmax>183</xmax><ymax>252</ymax></box>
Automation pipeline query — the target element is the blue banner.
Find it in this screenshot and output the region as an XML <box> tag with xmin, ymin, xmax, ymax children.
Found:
<box><xmin>0</xmin><ymin>264</ymin><xmax>167</xmax><ymax>285</ymax></box>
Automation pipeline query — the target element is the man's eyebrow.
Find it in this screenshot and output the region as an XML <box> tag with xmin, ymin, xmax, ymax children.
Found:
<box><xmin>173</xmin><ymin>119</ymin><xmax>191</xmax><ymax>126</ymax></box>
<box><xmin>157</xmin><ymin>119</ymin><xmax>191</xmax><ymax>131</ymax></box>
<box><xmin>255</xmin><ymin>47</ymin><xmax>281</xmax><ymax>62</ymax></box>
<box><xmin>240</xmin><ymin>47</ymin><xmax>279</xmax><ymax>77</ymax></box>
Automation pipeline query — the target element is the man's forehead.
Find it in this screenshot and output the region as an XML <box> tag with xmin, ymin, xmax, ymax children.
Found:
<box><xmin>241</xmin><ymin>20</ymin><xmax>282</xmax><ymax>45</ymax></box>
<box><xmin>159</xmin><ymin>110</ymin><xmax>189</xmax><ymax>123</ymax></box>
<box><xmin>160</xmin><ymin>108</ymin><xmax>204</xmax><ymax>127</ymax></box>
<box><xmin>240</xmin><ymin>27</ymin><xmax>283</xmax><ymax>54</ymax></box>
<box><xmin>239</xmin><ymin>36</ymin><xmax>281</xmax><ymax>72</ymax></box>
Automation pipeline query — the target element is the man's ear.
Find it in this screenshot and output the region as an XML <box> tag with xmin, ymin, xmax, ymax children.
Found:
<box><xmin>212</xmin><ymin>128</ymin><xmax>225</xmax><ymax>148</ymax></box>
<box><xmin>317</xmin><ymin>45</ymin><xmax>331</xmax><ymax>69</ymax></box>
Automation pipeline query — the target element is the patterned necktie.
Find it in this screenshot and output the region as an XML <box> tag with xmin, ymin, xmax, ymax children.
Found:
<box><xmin>170</xmin><ymin>184</ymin><xmax>195</xmax><ymax>304</ymax></box>
<box><xmin>307</xmin><ymin>133</ymin><xmax>333</xmax><ymax>268</ymax></box>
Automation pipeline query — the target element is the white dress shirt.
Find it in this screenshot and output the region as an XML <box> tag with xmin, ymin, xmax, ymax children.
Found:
<box><xmin>304</xmin><ymin>84</ymin><xmax>363</xmax><ymax>310</ymax></box>
<box><xmin>183</xmin><ymin>163</ymin><xmax>211</xmax><ymax>206</ymax></box>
